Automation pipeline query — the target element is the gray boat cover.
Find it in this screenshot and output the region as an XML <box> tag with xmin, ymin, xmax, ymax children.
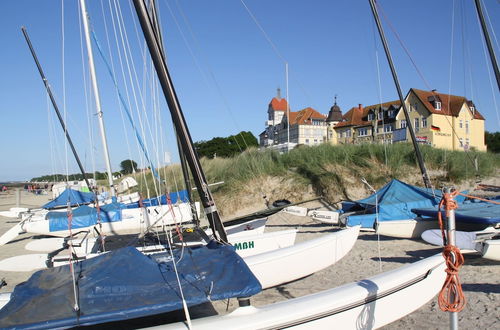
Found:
<box><xmin>0</xmin><ymin>243</ymin><xmax>261</xmax><ymax>329</ymax></box>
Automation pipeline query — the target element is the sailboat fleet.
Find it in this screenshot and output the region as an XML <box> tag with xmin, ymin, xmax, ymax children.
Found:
<box><xmin>0</xmin><ymin>0</ymin><xmax>498</xmax><ymax>328</ymax></box>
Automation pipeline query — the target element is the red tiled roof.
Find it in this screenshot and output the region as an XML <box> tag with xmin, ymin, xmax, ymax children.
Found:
<box><xmin>269</xmin><ymin>97</ymin><xmax>288</xmax><ymax>111</ymax></box>
<box><xmin>288</xmin><ymin>107</ymin><xmax>326</xmax><ymax>125</ymax></box>
<box><xmin>411</xmin><ymin>88</ymin><xmax>484</xmax><ymax>120</ymax></box>
<box><xmin>334</xmin><ymin>104</ymin><xmax>370</xmax><ymax>128</ymax></box>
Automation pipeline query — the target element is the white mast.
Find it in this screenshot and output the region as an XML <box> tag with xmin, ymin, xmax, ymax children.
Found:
<box><xmin>79</xmin><ymin>0</ymin><xmax>116</xmax><ymax>196</ymax></box>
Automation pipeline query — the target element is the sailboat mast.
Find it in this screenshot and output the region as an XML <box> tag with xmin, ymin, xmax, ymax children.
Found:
<box><xmin>368</xmin><ymin>0</ymin><xmax>432</xmax><ymax>189</ymax></box>
<box><xmin>21</xmin><ymin>27</ymin><xmax>93</xmax><ymax>192</ymax></box>
<box><xmin>132</xmin><ymin>0</ymin><xmax>227</xmax><ymax>242</ymax></box>
<box><xmin>79</xmin><ymin>0</ymin><xmax>116</xmax><ymax>196</ymax></box>
<box><xmin>147</xmin><ymin>0</ymin><xmax>199</xmax><ymax>225</ymax></box>
<box><xmin>474</xmin><ymin>0</ymin><xmax>500</xmax><ymax>92</ymax></box>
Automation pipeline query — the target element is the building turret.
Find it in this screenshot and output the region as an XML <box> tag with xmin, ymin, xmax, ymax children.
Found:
<box><xmin>326</xmin><ymin>95</ymin><xmax>343</xmax><ymax>123</ymax></box>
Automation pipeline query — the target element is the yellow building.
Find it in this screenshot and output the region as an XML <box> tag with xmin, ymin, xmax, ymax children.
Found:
<box><xmin>394</xmin><ymin>88</ymin><xmax>486</xmax><ymax>151</ymax></box>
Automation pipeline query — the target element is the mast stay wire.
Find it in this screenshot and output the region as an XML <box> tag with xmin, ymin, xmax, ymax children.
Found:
<box><xmin>108</xmin><ymin>0</ymin><xmax>163</xmax><ymax>199</ymax></box>
<box><xmin>238</xmin><ymin>0</ymin><xmax>316</xmax><ymax>112</ymax></box>
<box><xmin>375</xmin><ymin>1</ymin><xmax>481</xmax><ymax>177</ymax></box>
<box><xmin>78</xmin><ymin>2</ymin><xmax>98</xmax><ymax>182</ymax></box>
<box><xmin>99</xmin><ymin>0</ymin><xmax>136</xmax><ymax>182</ymax></box>
<box><xmin>479</xmin><ymin>2</ymin><xmax>500</xmax><ymax>127</ymax></box>
<box><xmin>164</xmin><ymin>0</ymin><xmax>272</xmax><ymax>202</ymax></box>
<box><xmin>371</xmin><ymin>18</ymin><xmax>389</xmax><ymax>167</ymax></box>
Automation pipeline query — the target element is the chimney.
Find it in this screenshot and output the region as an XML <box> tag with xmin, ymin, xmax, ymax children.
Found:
<box><xmin>358</xmin><ymin>104</ymin><xmax>362</xmax><ymax>110</ymax></box>
<box><xmin>277</xmin><ymin>87</ymin><xmax>281</xmax><ymax>99</ymax></box>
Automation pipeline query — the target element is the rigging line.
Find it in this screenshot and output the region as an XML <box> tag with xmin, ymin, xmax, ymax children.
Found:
<box><xmin>90</xmin><ymin>29</ymin><xmax>160</xmax><ymax>182</ymax></box>
<box><xmin>100</xmin><ymin>0</ymin><xmax>135</xmax><ymax>177</ymax></box>
<box><xmin>113</xmin><ymin>0</ymin><xmax>162</xmax><ymax>196</ymax></box>
<box><xmin>171</xmin><ymin>0</ymin><xmax>271</xmax><ymax>172</ymax></box>
<box><xmin>239</xmin><ymin>0</ymin><xmax>286</xmax><ymax>62</ymax></box>
<box><xmin>79</xmin><ymin>4</ymin><xmax>98</xmax><ymax>181</ymax></box>
<box><xmin>168</xmin><ymin>0</ymin><xmax>269</xmax><ymax>201</ymax></box>
<box><xmin>61</xmin><ymin>0</ymin><xmax>69</xmax><ymax>182</ymax></box>
<box><xmin>109</xmin><ymin>0</ymin><xmax>160</xmax><ymax>197</ymax></box>
<box><xmin>474</xmin><ymin>3</ymin><xmax>500</xmax><ymax>128</ymax></box>
<box><xmin>459</xmin><ymin>0</ymin><xmax>469</xmax><ymax>99</ymax></box>
<box><xmin>376</xmin><ymin>2</ymin><xmax>479</xmax><ymax>171</ymax></box>
<box><xmin>483</xmin><ymin>2</ymin><xmax>500</xmax><ymax>61</ymax></box>
<box><xmin>238</xmin><ymin>0</ymin><xmax>315</xmax><ymax>107</ymax></box>
<box><xmin>371</xmin><ymin>18</ymin><xmax>388</xmax><ymax>165</ymax></box>
<box><xmin>47</xmin><ymin>94</ymin><xmax>59</xmax><ymax>183</ymax></box>
<box><xmin>447</xmin><ymin>0</ymin><xmax>456</xmax><ymax>139</ymax></box>
<box><xmin>108</xmin><ymin>0</ymin><xmax>148</xmax><ymax>178</ymax></box>
<box><xmin>167</xmin><ymin>0</ymin><xmax>249</xmax><ymax>152</ymax></box>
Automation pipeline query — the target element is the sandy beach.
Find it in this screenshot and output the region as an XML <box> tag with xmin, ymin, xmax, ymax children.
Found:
<box><xmin>0</xmin><ymin>190</ymin><xmax>498</xmax><ymax>329</ymax></box>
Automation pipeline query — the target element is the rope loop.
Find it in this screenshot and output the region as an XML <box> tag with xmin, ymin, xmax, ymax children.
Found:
<box><xmin>437</xmin><ymin>190</ymin><xmax>466</xmax><ymax>313</ymax></box>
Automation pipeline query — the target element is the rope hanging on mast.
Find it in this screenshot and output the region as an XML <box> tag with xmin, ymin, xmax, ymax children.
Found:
<box><xmin>437</xmin><ymin>190</ymin><xmax>466</xmax><ymax>313</ymax></box>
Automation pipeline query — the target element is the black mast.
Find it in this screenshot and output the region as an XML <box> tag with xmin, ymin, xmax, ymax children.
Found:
<box><xmin>22</xmin><ymin>26</ymin><xmax>94</xmax><ymax>192</ymax></box>
<box><xmin>368</xmin><ymin>0</ymin><xmax>432</xmax><ymax>189</ymax></box>
<box><xmin>132</xmin><ymin>0</ymin><xmax>227</xmax><ymax>242</ymax></box>
<box><xmin>147</xmin><ymin>0</ymin><xmax>199</xmax><ymax>225</ymax></box>
<box><xmin>474</xmin><ymin>0</ymin><xmax>500</xmax><ymax>93</ymax></box>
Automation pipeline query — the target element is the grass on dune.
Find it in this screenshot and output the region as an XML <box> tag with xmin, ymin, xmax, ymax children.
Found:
<box><xmin>129</xmin><ymin>143</ymin><xmax>499</xmax><ymax>212</ymax></box>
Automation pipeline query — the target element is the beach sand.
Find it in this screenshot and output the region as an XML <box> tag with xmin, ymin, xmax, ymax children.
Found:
<box><xmin>0</xmin><ymin>191</ymin><xmax>498</xmax><ymax>328</ymax></box>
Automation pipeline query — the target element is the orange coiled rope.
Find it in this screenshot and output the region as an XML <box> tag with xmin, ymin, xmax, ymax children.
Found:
<box><xmin>437</xmin><ymin>190</ymin><xmax>466</xmax><ymax>313</ymax></box>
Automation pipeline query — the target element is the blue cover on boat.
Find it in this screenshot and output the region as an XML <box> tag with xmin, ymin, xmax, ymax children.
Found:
<box><xmin>412</xmin><ymin>199</ymin><xmax>500</xmax><ymax>225</ymax></box>
<box><xmin>48</xmin><ymin>202</ymin><xmax>123</xmax><ymax>232</ymax></box>
<box><xmin>0</xmin><ymin>244</ymin><xmax>261</xmax><ymax>329</ymax></box>
<box><xmin>345</xmin><ymin>179</ymin><xmax>467</xmax><ymax>228</ymax></box>
<box><xmin>43</xmin><ymin>188</ymin><xmax>95</xmax><ymax>209</ymax></box>
<box><xmin>124</xmin><ymin>190</ymin><xmax>189</xmax><ymax>209</ymax></box>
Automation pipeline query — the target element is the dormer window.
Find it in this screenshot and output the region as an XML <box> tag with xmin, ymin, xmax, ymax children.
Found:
<box><xmin>435</xmin><ymin>101</ymin><xmax>441</xmax><ymax>110</ymax></box>
<box><xmin>377</xmin><ymin>112</ymin><xmax>383</xmax><ymax>120</ymax></box>
<box><xmin>368</xmin><ymin>113</ymin><xmax>374</xmax><ymax>121</ymax></box>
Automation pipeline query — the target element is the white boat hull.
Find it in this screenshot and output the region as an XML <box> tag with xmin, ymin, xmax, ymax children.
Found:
<box><xmin>422</xmin><ymin>228</ymin><xmax>500</xmax><ymax>261</ymax></box>
<box><xmin>0</xmin><ymin>227</ymin><xmax>294</xmax><ymax>272</ymax></box>
<box><xmin>246</xmin><ymin>226</ymin><xmax>360</xmax><ymax>289</ymax></box>
<box><xmin>482</xmin><ymin>240</ymin><xmax>500</xmax><ymax>261</ymax></box>
<box><xmin>376</xmin><ymin>218</ymin><xmax>437</xmax><ymax>238</ymax></box>
<box><xmin>231</xmin><ymin>229</ymin><xmax>297</xmax><ymax>258</ymax></box>
<box><xmin>21</xmin><ymin>202</ymin><xmax>198</xmax><ymax>238</ymax></box>
<box><xmin>0</xmin><ymin>207</ymin><xmax>29</xmax><ymax>218</ymax></box>
<box><xmin>156</xmin><ymin>254</ymin><xmax>445</xmax><ymax>330</ymax></box>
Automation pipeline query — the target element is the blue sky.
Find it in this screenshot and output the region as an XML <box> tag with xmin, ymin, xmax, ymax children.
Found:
<box><xmin>0</xmin><ymin>0</ymin><xmax>499</xmax><ymax>182</ymax></box>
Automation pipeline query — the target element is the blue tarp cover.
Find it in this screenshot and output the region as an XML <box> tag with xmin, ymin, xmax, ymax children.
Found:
<box><xmin>0</xmin><ymin>243</ymin><xmax>262</xmax><ymax>329</ymax></box>
<box><xmin>412</xmin><ymin>198</ymin><xmax>500</xmax><ymax>225</ymax></box>
<box><xmin>43</xmin><ymin>188</ymin><xmax>95</xmax><ymax>209</ymax></box>
<box><xmin>48</xmin><ymin>202</ymin><xmax>123</xmax><ymax>232</ymax></box>
<box><xmin>124</xmin><ymin>190</ymin><xmax>189</xmax><ymax>209</ymax></box>
<box><xmin>345</xmin><ymin>179</ymin><xmax>466</xmax><ymax>228</ymax></box>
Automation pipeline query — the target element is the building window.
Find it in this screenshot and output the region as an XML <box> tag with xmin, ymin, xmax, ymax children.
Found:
<box><xmin>465</xmin><ymin>121</ymin><xmax>469</xmax><ymax>134</ymax></box>
<box><xmin>388</xmin><ymin>110</ymin><xmax>395</xmax><ymax>118</ymax></box>
<box><xmin>368</xmin><ymin>113</ymin><xmax>374</xmax><ymax>121</ymax></box>
<box><xmin>435</xmin><ymin>101</ymin><xmax>441</xmax><ymax>110</ymax></box>
<box><xmin>305</xmin><ymin>139</ymin><xmax>310</xmax><ymax>144</ymax></box>
<box><xmin>377</xmin><ymin>112</ymin><xmax>383</xmax><ymax>120</ymax></box>
<box><xmin>400</xmin><ymin>120</ymin><xmax>407</xmax><ymax>128</ymax></box>
<box><xmin>459</xmin><ymin>120</ymin><xmax>463</xmax><ymax>128</ymax></box>
<box><xmin>414</xmin><ymin>118</ymin><xmax>420</xmax><ymax>131</ymax></box>
<box><xmin>358</xmin><ymin>127</ymin><xmax>368</xmax><ymax>136</ymax></box>
<box><xmin>465</xmin><ymin>138</ymin><xmax>470</xmax><ymax>146</ymax></box>
<box><xmin>384</xmin><ymin>124</ymin><xmax>393</xmax><ymax>132</ymax></box>
<box><xmin>414</xmin><ymin>103</ymin><xmax>418</xmax><ymax>111</ymax></box>
<box><xmin>337</xmin><ymin>132</ymin><xmax>342</xmax><ymax>139</ymax></box>
<box><xmin>347</xmin><ymin>130</ymin><xmax>351</xmax><ymax>137</ymax></box>
<box><xmin>422</xmin><ymin>117</ymin><xmax>427</xmax><ymax>128</ymax></box>
<box><xmin>459</xmin><ymin>138</ymin><xmax>463</xmax><ymax>147</ymax></box>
